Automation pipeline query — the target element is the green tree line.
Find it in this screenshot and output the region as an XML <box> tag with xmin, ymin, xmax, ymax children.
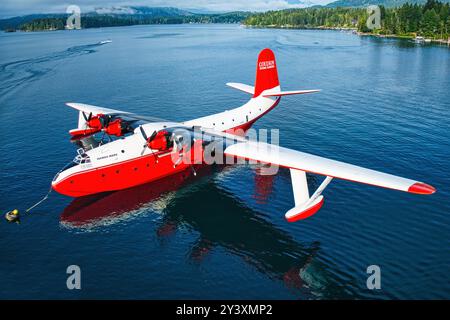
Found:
<box><xmin>245</xmin><ymin>0</ymin><xmax>450</xmax><ymax>39</ymax></box>
<box><xmin>18</xmin><ymin>12</ymin><xmax>251</xmax><ymax>31</ymax></box>
<box><xmin>15</xmin><ymin>1</ymin><xmax>450</xmax><ymax>39</ymax></box>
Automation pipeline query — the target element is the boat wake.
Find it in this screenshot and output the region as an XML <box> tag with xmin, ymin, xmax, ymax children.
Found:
<box><xmin>0</xmin><ymin>41</ymin><xmax>108</xmax><ymax>99</ymax></box>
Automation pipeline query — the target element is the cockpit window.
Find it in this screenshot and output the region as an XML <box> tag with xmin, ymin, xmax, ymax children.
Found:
<box><xmin>73</xmin><ymin>148</ymin><xmax>91</xmax><ymax>164</ymax></box>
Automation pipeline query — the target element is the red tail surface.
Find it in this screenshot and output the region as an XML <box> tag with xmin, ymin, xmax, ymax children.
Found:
<box><xmin>253</xmin><ymin>48</ymin><xmax>280</xmax><ymax>98</ymax></box>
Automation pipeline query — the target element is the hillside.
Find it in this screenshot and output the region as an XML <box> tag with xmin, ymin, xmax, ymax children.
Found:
<box><xmin>244</xmin><ymin>0</ymin><xmax>450</xmax><ymax>40</ymax></box>
<box><xmin>326</xmin><ymin>0</ymin><xmax>450</xmax><ymax>8</ymax></box>
<box><xmin>0</xmin><ymin>6</ymin><xmax>251</xmax><ymax>31</ymax></box>
<box><xmin>0</xmin><ymin>14</ymin><xmax>64</xmax><ymax>31</ymax></box>
<box><xmin>92</xmin><ymin>6</ymin><xmax>194</xmax><ymax>16</ymax></box>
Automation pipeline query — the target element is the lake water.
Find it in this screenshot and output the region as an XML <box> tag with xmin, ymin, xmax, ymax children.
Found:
<box><xmin>0</xmin><ymin>24</ymin><xmax>449</xmax><ymax>299</ymax></box>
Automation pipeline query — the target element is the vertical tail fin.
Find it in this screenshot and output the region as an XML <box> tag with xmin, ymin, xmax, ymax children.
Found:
<box><xmin>254</xmin><ymin>48</ymin><xmax>280</xmax><ymax>98</ymax></box>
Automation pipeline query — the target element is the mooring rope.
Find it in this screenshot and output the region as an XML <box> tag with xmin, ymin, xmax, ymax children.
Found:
<box><xmin>24</xmin><ymin>161</ymin><xmax>73</xmax><ymax>213</ymax></box>
<box><xmin>25</xmin><ymin>185</ymin><xmax>53</xmax><ymax>213</ymax></box>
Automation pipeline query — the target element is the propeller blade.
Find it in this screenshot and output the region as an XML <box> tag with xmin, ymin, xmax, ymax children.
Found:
<box><xmin>82</xmin><ymin>112</ymin><xmax>93</xmax><ymax>128</ymax></box>
<box><xmin>103</xmin><ymin>115</ymin><xmax>111</xmax><ymax>128</ymax></box>
<box><xmin>149</xmin><ymin>130</ymin><xmax>157</xmax><ymax>142</ymax></box>
<box><xmin>139</xmin><ymin>126</ymin><xmax>148</xmax><ymax>141</ymax></box>
<box><xmin>172</xmin><ymin>134</ymin><xmax>184</xmax><ymax>157</ymax></box>
<box><xmin>141</xmin><ymin>144</ymin><xmax>148</xmax><ymax>156</ymax></box>
<box><xmin>99</xmin><ymin>115</ymin><xmax>108</xmax><ymax>128</ymax></box>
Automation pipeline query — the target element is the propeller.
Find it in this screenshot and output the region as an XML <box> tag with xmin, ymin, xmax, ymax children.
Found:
<box><xmin>172</xmin><ymin>134</ymin><xmax>183</xmax><ymax>152</ymax></box>
<box><xmin>138</xmin><ymin>126</ymin><xmax>204</xmax><ymax>172</ymax></box>
<box><xmin>100</xmin><ymin>115</ymin><xmax>111</xmax><ymax>129</ymax></box>
<box><xmin>171</xmin><ymin>133</ymin><xmax>189</xmax><ymax>168</ymax></box>
<box><xmin>82</xmin><ymin>112</ymin><xmax>92</xmax><ymax>123</ymax></box>
<box><xmin>81</xmin><ymin>113</ymin><xmax>120</xmax><ymax>138</ymax></box>
<box><xmin>140</xmin><ymin>126</ymin><xmax>157</xmax><ymax>156</ymax></box>
<box><xmin>81</xmin><ymin>112</ymin><xmax>92</xmax><ymax>130</ymax></box>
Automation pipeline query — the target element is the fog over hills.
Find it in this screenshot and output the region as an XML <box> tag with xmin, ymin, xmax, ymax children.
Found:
<box><xmin>326</xmin><ymin>0</ymin><xmax>450</xmax><ymax>8</ymax></box>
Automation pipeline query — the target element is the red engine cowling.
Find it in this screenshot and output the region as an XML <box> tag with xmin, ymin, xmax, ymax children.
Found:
<box><xmin>149</xmin><ymin>130</ymin><xmax>171</xmax><ymax>151</ymax></box>
<box><xmin>103</xmin><ymin>119</ymin><xmax>123</xmax><ymax>137</ymax></box>
<box><xmin>87</xmin><ymin>115</ymin><xmax>104</xmax><ymax>130</ymax></box>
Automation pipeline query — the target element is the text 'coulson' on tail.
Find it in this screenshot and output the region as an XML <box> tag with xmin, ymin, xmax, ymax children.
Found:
<box><xmin>227</xmin><ymin>48</ymin><xmax>321</xmax><ymax>98</ymax></box>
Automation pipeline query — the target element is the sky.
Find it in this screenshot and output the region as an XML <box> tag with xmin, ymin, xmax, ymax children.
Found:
<box><xmin>0</xmin><ymin>0</ymin><xmax>335</xmax><ymax>18</ymax></box>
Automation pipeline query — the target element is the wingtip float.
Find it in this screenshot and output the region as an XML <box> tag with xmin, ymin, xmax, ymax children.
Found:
<box><xmin>50</xmin><ymin>48</ymin><xmax>435</xmax><ymax>223</ymax></box>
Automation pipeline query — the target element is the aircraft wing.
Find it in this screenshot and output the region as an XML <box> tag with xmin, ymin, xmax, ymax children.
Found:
<box><xmin>224</xmin><ymin>141</ymin><xmax>435</xmax><ymax>195</ymax></box>
<box><xmin>66</xmin><ymin>102</ymin><xmax>127</xmax><ymax>116</ymax></box>
<box><xmin>66</xmin><ymin>102</ymin><xmax>167</xmax><ymax>123</ymax></box>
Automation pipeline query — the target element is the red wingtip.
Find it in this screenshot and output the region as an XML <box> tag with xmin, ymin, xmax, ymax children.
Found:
<box><xmin>286</xmin><ymin>197</ymin><xmax>324</xmax><ymax>222</ymax></box>
<box><xmin>408</xmin><ymin>182</ymin><xmax>436</xmax><ymax>195</ymax></box>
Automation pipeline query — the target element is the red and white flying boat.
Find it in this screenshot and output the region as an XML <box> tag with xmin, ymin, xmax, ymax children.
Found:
<box><xmin>52</xmin><ymin>48</ymin><xmax>435</xmax><ymax>222</ymax></box>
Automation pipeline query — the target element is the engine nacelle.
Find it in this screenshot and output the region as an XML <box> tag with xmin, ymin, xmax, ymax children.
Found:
<box><xmin>148</xmin><ymin>130</ymin><xmax>172</xmax><ymax>151</ymax></box>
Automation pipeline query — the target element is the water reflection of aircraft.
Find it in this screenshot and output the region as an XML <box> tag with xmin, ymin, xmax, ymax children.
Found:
<box><xmin>252</xmin><ymin>165</ymin><xmax>276</xmax><ymax>204</ymax></box>
<box><xmin>60</xmin><ymin>166</ymin><xmax>217</xmax><ymax>229</ymax></box>
<box><xmin>52</xmin><ymin>48</ymin><xmax>435</xmax><ymax>223</ymax></box>
<box><xmin>60</xmin><ymin>166</ymin><xmax>349</xmax><ymax>298</ymax></box>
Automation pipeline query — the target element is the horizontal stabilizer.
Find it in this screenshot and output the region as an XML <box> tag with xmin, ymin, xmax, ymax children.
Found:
<box><xmin>226</xmin><ymin>82</ymin><xmax>255</xmax><ymax>95</ymax></box>
<box><xmin>262</xmin><ymin>89</ymin><xmax>320</xmax><ymax>97</ymax></box>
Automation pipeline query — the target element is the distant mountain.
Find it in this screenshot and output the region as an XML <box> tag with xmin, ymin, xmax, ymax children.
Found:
<box><xmin>0</xmin><ymin>7</ymin><xmax>197</xmax><ymax>30</ymax></box>
<box><xmin>0</xmin><ymin>6</ymin><xmax>252</xmax><ymax>31</ymax></box>
<box><xmin>0</xmin><ymin>7</ymin><xmax>192</xmax><ymax>30</ymax></box>
<box><xmin>0</xmin><ymin>14</ymin><xmax>64</xmax><ymax>30</ymax></box>
<box><xmin>0</xmin><ymin>6</ymin><xmax>248</xmax><ymax>31</ymax></box>
<box><xmin>92</xmin><ymin>6</ymin><xmax>194</xmax><ymax>16</ymax></box>
<box><xmin>326</xmin><ymin>0</ymin><xmax>450</xmax><ymax>8</ymax></box>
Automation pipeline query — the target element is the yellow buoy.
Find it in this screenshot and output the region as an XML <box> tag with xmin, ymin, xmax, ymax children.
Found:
<box><xmin>5</xmin><ymin>209</ymin><xmax>20</xmax><ymax>223</ymax></box>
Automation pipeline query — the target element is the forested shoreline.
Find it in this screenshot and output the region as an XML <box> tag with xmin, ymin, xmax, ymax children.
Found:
<box><xmin>5</xmin><ymin>1</ymin><xmax>450</xmax><ymax>41</ymax></box>
<box><xmin>245</xmin><ymin>0</ymin><xmax>450</xmax><ymax>40</ymax></box>
<box><xmin>15</xmin><ymin>12</ymin><xmax>250</xmax><ymax>32</ymax></box>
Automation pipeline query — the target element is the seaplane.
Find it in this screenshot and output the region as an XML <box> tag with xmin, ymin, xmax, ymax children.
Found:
<box><xmin>51</xmin><ymin>48</ymin><xmax>436</xmax><ymax>222</ymax></box>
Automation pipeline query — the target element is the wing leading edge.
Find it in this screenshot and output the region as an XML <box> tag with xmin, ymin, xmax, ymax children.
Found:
<box><xmin>66</xmin><ymin>102</ymin><xmax>127</xmax><ymax>116</ymax></box>
<box><xmin>66</xmin><ymin>102</ymin><xmax>169</xmax><ymax>123</ymax></box>
<box><xmin>224</xmin><ymin>141</ymin><xmax>435</xmax><ymax>195</ymax></box>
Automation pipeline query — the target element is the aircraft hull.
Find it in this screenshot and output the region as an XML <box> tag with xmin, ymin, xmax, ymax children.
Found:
<box><xmin>52</xmin><ymin>98</ymin><xmax>280</xmax><ymax>198</ymax></box>
<box><xmin>52</xmin><ymin>141</ymin><xmax>205</xmax><ymax>197</ymax></box>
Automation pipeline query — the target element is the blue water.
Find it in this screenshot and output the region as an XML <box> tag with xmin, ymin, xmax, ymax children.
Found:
<box><xmin>0</xmin><ymin>25</ymin><xmax>449</xmax><ymax>299</ymax></box>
